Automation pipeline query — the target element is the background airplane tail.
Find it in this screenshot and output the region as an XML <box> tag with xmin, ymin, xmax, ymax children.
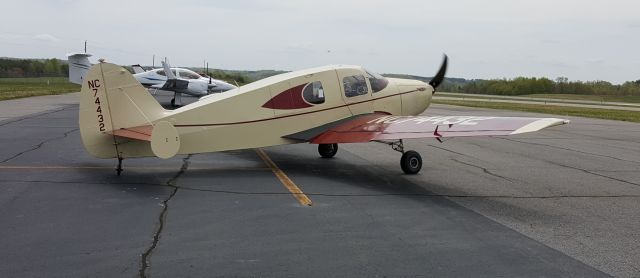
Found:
<box><xmin>79</xmin><ymin>62</ymin><xmax>167</xmax><ymax>158</ymax></box>
<box><xmin>131</xmin><ymin>64</ymin><xmax>146</xmax><ymax>74</ymax></box>
<box><xmin>67</xmin><ymin>53</ymin><xmax>92</xmax><ymax>84</ymax></box>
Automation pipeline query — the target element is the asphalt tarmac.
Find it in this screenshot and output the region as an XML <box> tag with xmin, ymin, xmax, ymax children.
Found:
<box><xmin>0</xmin><ymin>92</ymin><xmax>638</xmax><ymax>277</ymax></box>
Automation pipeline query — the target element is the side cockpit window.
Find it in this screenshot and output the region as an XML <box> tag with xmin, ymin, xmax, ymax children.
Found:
<box><xmin>302</xmin><ymin>81</ymin><xmax>325</xmax><ymax>104</ymax></box>
<box><xmin>343</xmin><ymin>75</ymin><xmax>369</xmax><ymax>97</ymax></box>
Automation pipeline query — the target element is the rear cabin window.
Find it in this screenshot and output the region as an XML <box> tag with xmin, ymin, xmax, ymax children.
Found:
<box><xmin>343</xmin><ymin>75</ymin><xmax>369</xmax><ymax>97</ymax></box>
<box><xmin>302</xmin><ymin>81</ymin><xmax>325</xmax><ymax>104</ymax></box>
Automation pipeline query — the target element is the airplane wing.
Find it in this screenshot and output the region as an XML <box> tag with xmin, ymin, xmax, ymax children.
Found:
<box><xmin>284</xmin><ymin>113</ymin><xmax>569</xmax><ymax>144</ymax></box>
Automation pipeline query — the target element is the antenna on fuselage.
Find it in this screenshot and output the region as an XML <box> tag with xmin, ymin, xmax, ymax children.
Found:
<box><xmin>206</xmin><ymin>62</ymin><xmax>211</xmax><ymax>84</ymax></box>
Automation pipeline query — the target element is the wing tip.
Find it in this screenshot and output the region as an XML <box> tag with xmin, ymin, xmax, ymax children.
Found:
<box><xmin>511</xmin><ymin>118</ymin><xmax>570</xmax><ymax>135</ymax></box>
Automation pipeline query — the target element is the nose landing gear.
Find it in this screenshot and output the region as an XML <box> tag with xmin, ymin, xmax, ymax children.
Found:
<box><xmin>377</xmin><ymin>139</ymin><xmax>423</xmax><ymax>174</ymax></box>
<box><xmin>400</xmin><ymin>150</ymin><xmax>422</xmax><ymax>174</ymax></box>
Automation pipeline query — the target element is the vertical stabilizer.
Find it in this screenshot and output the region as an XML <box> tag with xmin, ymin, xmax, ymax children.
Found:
<box><xmin>79</xmin><ymin>62</ymin><xmax>167</xmax><ymax>158</ymax></box>
<box><xmin>67</xmin><ymin>53</ymin><xmax>92</xmax><ymax>84</ymax></box>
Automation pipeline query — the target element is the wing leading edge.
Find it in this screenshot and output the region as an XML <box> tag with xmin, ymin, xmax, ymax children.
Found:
<box><xmin>285</xmin><ymin>113</ymin><xmax>569</xmax><ymax>144</ymax></box>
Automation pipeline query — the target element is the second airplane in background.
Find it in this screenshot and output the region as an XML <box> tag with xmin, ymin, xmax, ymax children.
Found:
<box><xmin>67</xmin><ymin>53</ymin><xmax>237</xmax><ymax>107</ymax></box>
<box><xmin>132</xmin><ymin>61</ymin><xmax>237</xmax><ymax>106</ymax></box>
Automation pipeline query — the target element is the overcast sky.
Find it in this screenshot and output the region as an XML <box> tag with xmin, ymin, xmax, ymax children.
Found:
<box><xmin>1</xmin><ymin>0</ymin><xmax>638</xmax><ymax>83</ymax></box>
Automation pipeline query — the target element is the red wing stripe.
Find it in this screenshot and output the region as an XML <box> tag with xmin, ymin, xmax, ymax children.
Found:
<box><xmin>306</xmin><ymin>115</ymin><xmax>567</xmax><ymax>144</ymax></box>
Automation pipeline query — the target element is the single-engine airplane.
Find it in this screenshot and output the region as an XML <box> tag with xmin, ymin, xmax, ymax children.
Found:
<box><xmin>78</xmin><ymin>56</ymin><xmax>569</xmax><ymax>175</ymax></box>
<box><xmin>132</xmin><ymin>60</ymin><xmax>238</xmax><ymax>106</ymax></box>
<box><xmin>67</xmin><ymin>53</ymin><xmax>237</xmax><ymax>106</ymax></box>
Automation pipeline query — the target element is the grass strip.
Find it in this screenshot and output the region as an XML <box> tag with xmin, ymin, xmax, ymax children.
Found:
<box><xmin>0</xmin><ymin>77</ymin><xmax>80</xmax><ymax>101</ymax></box>
<box><xmin>433</xmin><ymin>99</ymin><xmax>640</xmax><ymax>123</ymax></box>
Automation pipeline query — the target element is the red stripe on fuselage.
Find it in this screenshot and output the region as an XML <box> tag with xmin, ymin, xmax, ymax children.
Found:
<box><xmin>174</xmin><ymin>89</ymin><xmax>421</xmax><ymax>127</ymax></box>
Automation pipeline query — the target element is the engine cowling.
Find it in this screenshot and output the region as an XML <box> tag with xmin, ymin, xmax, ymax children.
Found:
<box><xmin>186</xmin><ymin>80</ymin><xmax>209</xmax><ymax>96</ymax></box>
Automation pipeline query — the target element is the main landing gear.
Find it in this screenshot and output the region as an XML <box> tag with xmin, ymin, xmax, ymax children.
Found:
<box><xmin>316</xmin><ymin>140</ymin><xmax>423</xmax><ymax>174</ymax></box>
<box><xmin>170</xmin><ymin>92</ymin><xmax>182</xmax><ymax>108</ymax></box>
<box><xmin>318</xmin><ymin>143</ymin><xmax>338</xmax><ymax>158</ymax></box>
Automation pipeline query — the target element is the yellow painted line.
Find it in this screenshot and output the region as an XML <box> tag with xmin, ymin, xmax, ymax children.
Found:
<box><xmin>0</xmin><ymin>165</ymin><xmax>270</xmax><ymax>171</ymax></box>
<box><xmin>255</xmin><ymin>148</ymin><xmax>312</xmax><ymax>206</ymax></box>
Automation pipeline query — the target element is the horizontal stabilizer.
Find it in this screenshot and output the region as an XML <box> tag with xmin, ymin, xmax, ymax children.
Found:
<box><xmin>110</xmin><ymin>125</ymin><xmax>153</xmax><ymax>141</ymax></box>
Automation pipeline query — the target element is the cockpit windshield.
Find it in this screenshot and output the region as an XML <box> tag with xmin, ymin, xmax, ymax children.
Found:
<box><xmin>156</xmin><ymin>69</ymin><xmax>177</xmax><ymax>77</ymax></box>
<box><xmin>365</xmin><ymin>69</ymin><xmax>389</xmax><ymax>93</ymax></box>
<box><xmin>179</xmin><ymin>70</ymin><xmax>202</xmax><ymax>80</ymax></box>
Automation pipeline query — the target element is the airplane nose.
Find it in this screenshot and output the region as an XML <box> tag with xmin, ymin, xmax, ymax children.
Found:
<box><xmin>398</xmin><ymin>80</ymin><xmax>432</xmax><ymax>115</ymax></box>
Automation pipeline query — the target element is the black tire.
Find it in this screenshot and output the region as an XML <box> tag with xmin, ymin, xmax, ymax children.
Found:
<box><xmin>170</xmin><ymin>98</ymin><xmax>176</xmax><ymax>107</ymax></box>
<box><xmin>318</xmin><ymin>143</ymin><xmax>338</xmax><ymax>158</ymax></box>
<box><xmin>400</xmin><ymin>150</ymin><xmax>422</xmax><ymax>174</ymax></box>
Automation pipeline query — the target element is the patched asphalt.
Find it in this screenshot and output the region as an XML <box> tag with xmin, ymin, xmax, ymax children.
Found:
<box><xmin>1</xmin><ymin>93</ymin><xmax>637</xmax><ymax>277</ymax></box>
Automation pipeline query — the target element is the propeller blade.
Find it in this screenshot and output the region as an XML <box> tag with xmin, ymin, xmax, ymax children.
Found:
<box><xmin>428</xmin><ymin>54</ymin><xmax>448</xmax><ymax>91</ymax></box>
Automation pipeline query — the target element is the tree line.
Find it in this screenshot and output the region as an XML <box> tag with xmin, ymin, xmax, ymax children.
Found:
<box><xmin>441</xmin><ymin>77</ymin><xmax>640</xmax><ymax>96</ymax></box>
<box><xmin>3</xmin><ymin>57</ymin><xmax>639</xmax><ymax>97</ymax></box>
<box><xmin>0</xmin><ymin>58</ymin><xmax>69</xmax><ymax>78</ymax></box>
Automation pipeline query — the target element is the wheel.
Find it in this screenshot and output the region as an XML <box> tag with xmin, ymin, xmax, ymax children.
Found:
<box><xmin>318</xmin><ymin>143</ymin><xmax>338</xmax><ymax>158</ymax></box>
<box><xmin>170</xmin><ymin>98</ymin><xmax>176</xmax><ymax>107</ymax></box>
<box><xmin>400</xmin><ymin>150</ymin><xmax>422</xmax><ymax>174</ymax></box>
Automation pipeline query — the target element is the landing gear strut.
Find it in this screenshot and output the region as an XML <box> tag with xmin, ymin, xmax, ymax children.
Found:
<box><xmin>170</xmin><ymin>92</ymin><xmax>182</xmax><ymax>107</ymax></box>
<box><xmin>116</xmin><ymin>157</ymin><xmax>124</xmax><ymax>176</ymax></box>
<box><xmin>377</xmin><ymin>139</ymin><xmax>423</xmax><ymax>174</ymax></box>
<box><xmin>318</xmin><ymin>143</ymin><xmax>338</xmax><ymax>158</ymax></box>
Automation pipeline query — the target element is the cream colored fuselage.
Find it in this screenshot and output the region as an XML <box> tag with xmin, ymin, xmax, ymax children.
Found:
<box><xmin>100</xmin><ymin>65</ymin><xmax>432</xmax><ymax>158</ymax></box>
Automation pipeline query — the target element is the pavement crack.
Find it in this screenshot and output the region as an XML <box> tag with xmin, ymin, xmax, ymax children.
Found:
<box><xmin>0</xmin><ymin>179</ymin><xmax>165</xmax><ymax>187</ymax></box>
<box><xmin>170</xmin><ymin>186</ymin><xmax>640</xmax><ymax>199</ymax></box>
<box><xmin>450</xmin><ymin>158</ymin><xmax>515</xmax><ymax>182</ymax></box>
<box><xmin>550</xmin><ymin>162</ymin><xmax>640</xmax><ymax>187</ymax></box>
<box><xmin>497</xmin><ymin>137</ymin><xmax>640</xmax><ymax>165</ymax></box>
<box><xmin>427</xmin><ymin>144</ymin><xmax>470</xmax><ymax>157</ymax></box>
<box><xmin>429</xmin><ymin>139</ymin><xmax>640</xmax><ymax>187</ymax></box>
<box><xmin>0</xmin><ymin>128</ymin><xmax>79</xmax><ymax>163</ymax></box>
<box><xmin>0</xmin><ymin>106</ymin><xmax>73</xmax><ymax>127</ymax></box>
<box><xmin>139</xmin><ymin>155</ymin><xmax>191</xmax><ymax>278</ymax></box>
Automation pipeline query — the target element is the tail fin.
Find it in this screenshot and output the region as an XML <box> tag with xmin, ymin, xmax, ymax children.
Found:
<box><xmin>161</xmin><ymin>60</ymin><xmax>177</xmax><ymax>79</ymax></box>
<box><xmin>131</xmin><ymin>64</ymin><xmax>146</xmax><ymax>74</ymax></box>
<box><xmin>79</xmin><ymin>62</ymin><xmax>167</xmax><ymax>158</ymax></box>
<box><xmin>67</xmin><ymin>53</ymin><xmax>92</xmax><ymax>84</ymax></box>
